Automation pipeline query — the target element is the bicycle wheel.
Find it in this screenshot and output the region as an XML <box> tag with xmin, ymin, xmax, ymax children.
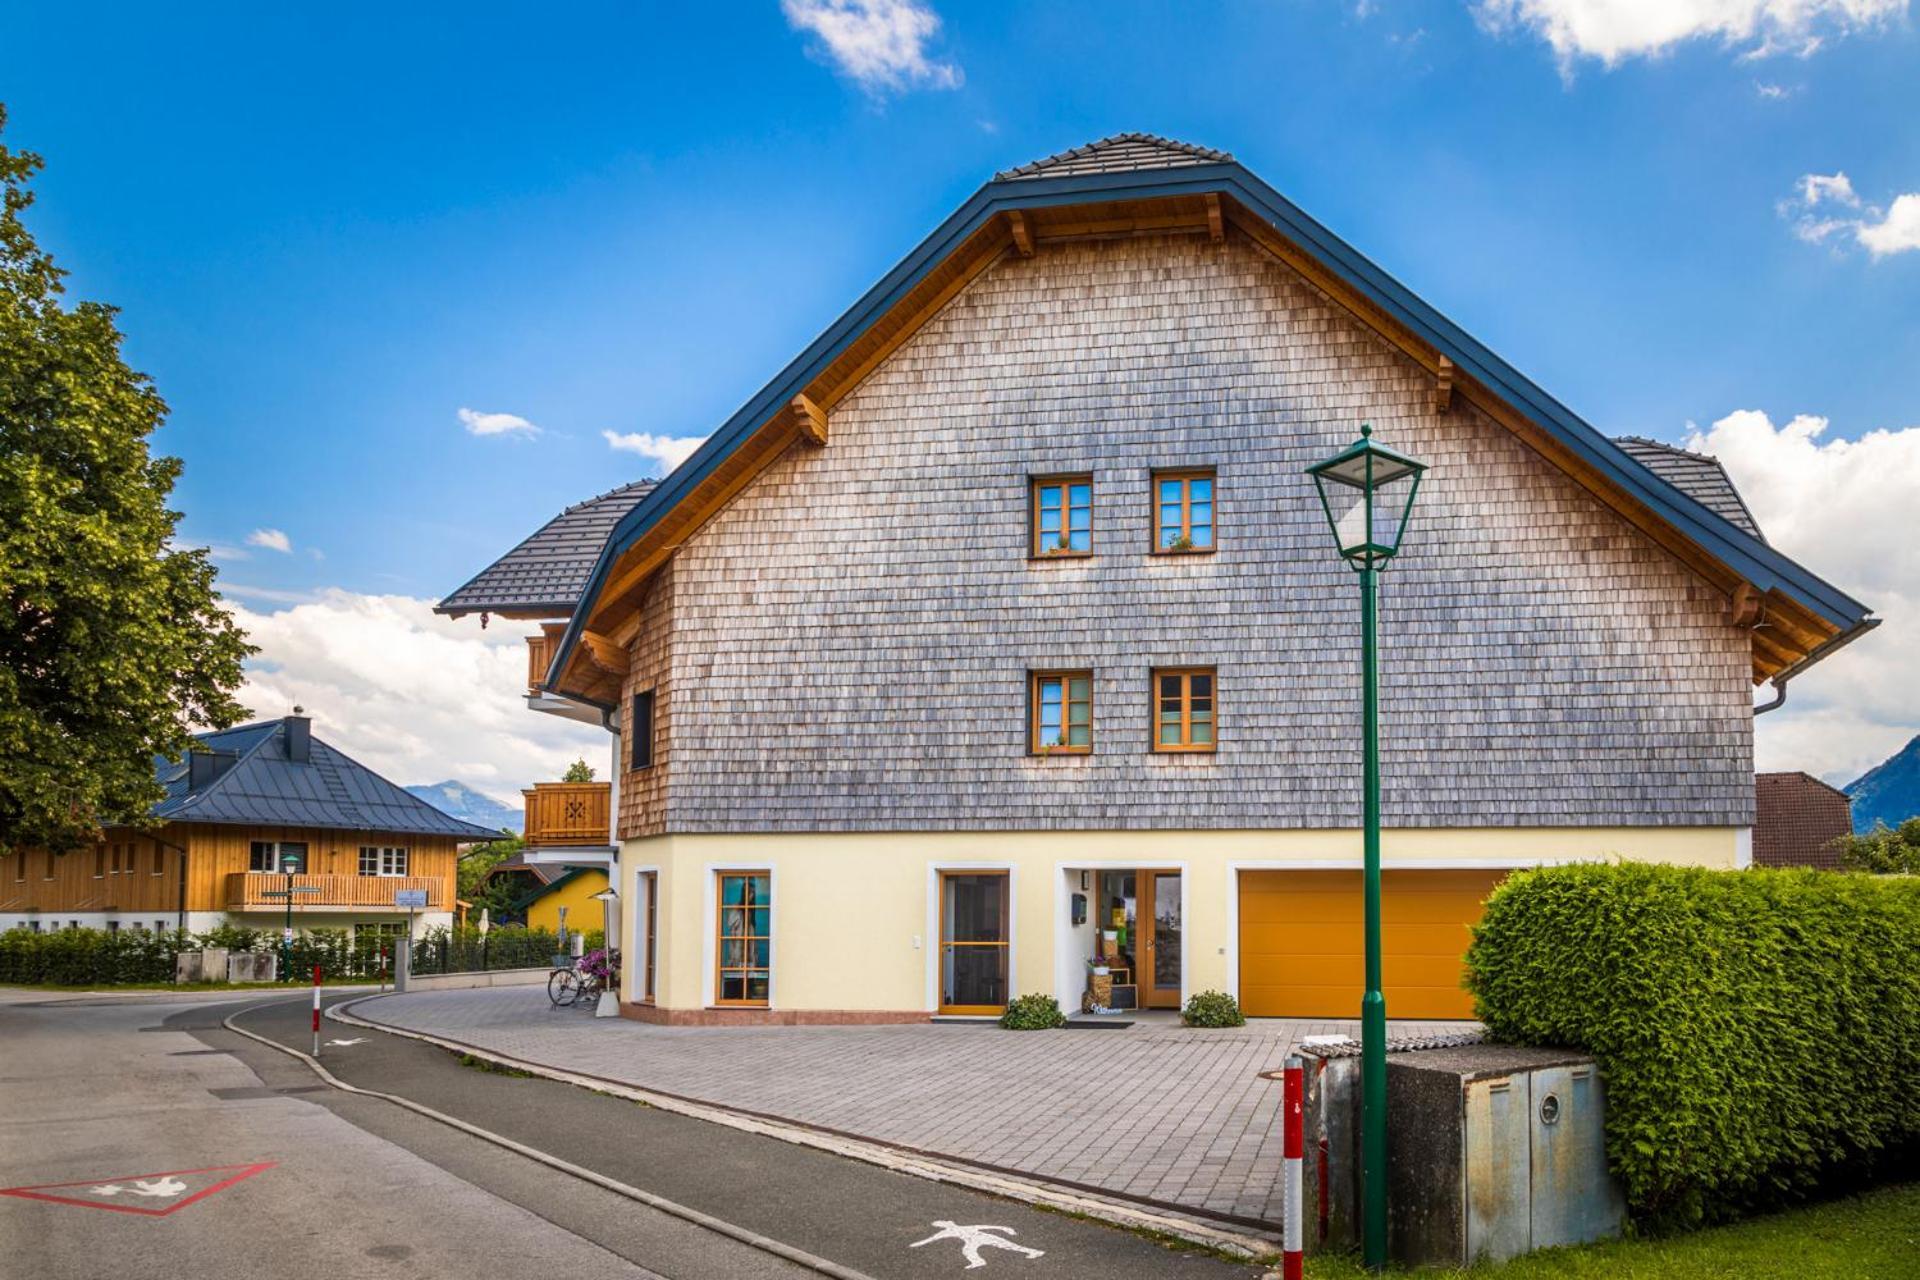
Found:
<box><xmin>548</xmin><ymin>968</ymin><xmax>580</xmax><ymax>1007</ymax></box>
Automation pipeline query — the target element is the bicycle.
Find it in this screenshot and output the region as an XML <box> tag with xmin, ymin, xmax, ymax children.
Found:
<box><xmin>548</xmin><ymin>959</ymin><xmax>601</xmax><ymax>1008</ymax></box>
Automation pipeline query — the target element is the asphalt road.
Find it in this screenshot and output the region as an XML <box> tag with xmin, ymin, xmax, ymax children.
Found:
<box><xmin>0</xmin><ymin>990</ymin><xmax>1270</xmax><ymax>1279</ymax></box>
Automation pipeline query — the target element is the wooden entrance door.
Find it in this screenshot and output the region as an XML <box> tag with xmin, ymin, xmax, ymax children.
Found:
<box><xmin>1138</xmin><ymin>870</ymin><xmax>1182</xmax><ymax>1009</ymax></box>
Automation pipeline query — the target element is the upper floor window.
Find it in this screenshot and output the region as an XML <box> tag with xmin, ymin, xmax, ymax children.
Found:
<box><xmin>249</xmin><ymin>840</ymin><xmax>308</xmax><ymax>874</ymax></box>
<box><xmin>1031</xmin><ymin>476</ymin><xmax>1092</xmax><ymax>557</ymax></box>
<box><xmin>1154</xmin><ymin>470</ymin><xmax>1215</xmax><ymax>553</ymax></box>
<box><xmin>1030</xmin><ymin>671</ymin><xmax>1093</xmax><ymax>755</ymax></box>
<box><xmin>631</xmin><ymin>689</ymin><xmax>657</xmax><ymax>771</ymax></box>
<box><xmin>359</xmin><ymin>846</ymin><xmax>409</xmax><ymax>877</ymax></box>
<box><xmin>1153</xmin><ymin>667</ymin><xmax>1217</xmax><ymax>753</ymax></box>
<box><xmin>93</xmin><ymin>845</ymin><xmax>106</xmax><ymax>878</ymax></box>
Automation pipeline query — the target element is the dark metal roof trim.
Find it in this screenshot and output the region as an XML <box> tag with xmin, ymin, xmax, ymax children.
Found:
<box><xmin>546</xmin><ymin>153</ymin><xmax>1871</xmax><ymax>690</ymax></box>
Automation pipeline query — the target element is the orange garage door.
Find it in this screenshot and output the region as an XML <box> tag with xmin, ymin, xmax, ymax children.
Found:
<box><xmin>1237</xmin><ymin>869</ymin><xmax>1508</xmax><ymax>1020</ymax></box>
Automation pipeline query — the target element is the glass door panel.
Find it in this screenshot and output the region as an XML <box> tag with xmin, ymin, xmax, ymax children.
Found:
<box><xmin>940</xmin><ymin>872</ymin><xmax>1009</xmax><ymax>1014</ymax></box>
<box><xmin>1141</xmin><ymin>871</ymin><xmax>1182</xmax><ymax>1008</ymax></box>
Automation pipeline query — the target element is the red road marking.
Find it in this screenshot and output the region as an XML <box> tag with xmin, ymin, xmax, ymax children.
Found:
<box><xmin>0</xmin><ymin>1162</ymin><xmax>276</xmax><ymax>1217</ymax></box>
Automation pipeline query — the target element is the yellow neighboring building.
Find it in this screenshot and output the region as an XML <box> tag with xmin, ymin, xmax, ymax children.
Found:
<box><xmin>517</xmin><ymin>865</ymin><xmax>611</xmax><ymax>938</ymax></box>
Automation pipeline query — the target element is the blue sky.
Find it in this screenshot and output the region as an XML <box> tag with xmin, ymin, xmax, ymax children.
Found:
<box><xmin>6</xmin><ymin>1</ymin><xmax>1918</xmax><ymax>791</ymax></box>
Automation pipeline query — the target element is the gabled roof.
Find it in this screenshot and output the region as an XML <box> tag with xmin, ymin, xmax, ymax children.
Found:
<box><xmin>437</xmin><ymin>480</ymin><xmax>657</xmax><ymax>619</ymax></box>
<box><xmin>155</xmin><ymin>718</ymin><xmax>501</xmax><ymax>840</ymax></box>
<box><xmin>482</xmin><ymin>850</ymin><xmax>563</xmax><ymax>888</ymax></box>
<box><xmin>995</xmin><ymin>133</ymin><xmax>1232</xmax><ymax>181</ymax></box>
<box><xmin>507</xmin><ymin>863</ymin><xmax>605</xmax><ymax>913</ymax></box>
<box><xmin>1754</xmin><ymin>771</ymin><xmax>1853</xmax><ymax>869</ymax></box>
<box><xmin>1613</xmin><ymin>438</ymin><xmax>1764</xmax><ymax>541</ymax></box>
<box><xmin>536</xmin><ymin>134</ymin><xmax>1874</xmax><ymax>701</ymax></box>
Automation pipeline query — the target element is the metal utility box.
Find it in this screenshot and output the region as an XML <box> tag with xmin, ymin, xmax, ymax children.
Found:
<box><xmin>174</xmin><ymin>947</ymin><xmax>228</xmax><ymax>983</ymax></box>
<box><xmin>226</xmin><ymin>951</ymin><xmax>277</xmax><ymax>983</ymax></box>
<box><xmin>1386</xmin><ymin>1044</ymin><xmax>1625</xmax><ymax>1267</ymax></box>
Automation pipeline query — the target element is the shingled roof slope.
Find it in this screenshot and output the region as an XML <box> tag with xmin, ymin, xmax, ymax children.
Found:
<box><xmin>437</xmin><ymin>480</ymin><xmax>657</xmax><ymax>618</ymax></box>
<box><xmin>1754</xmin><ymin>771</ymin><xmax>1853</xmax><ymax>869</ymax></box>
<box><xmin>1613</xmin><ymin>437</ymin><xmax>1765</xmax><ymax>541</ymax></box>
<box><xmin>995</xmin><ymin>133</ymin><xmax>1232</xmax><ymax>181</ymax></box>
<box><xmin>155</xmin><ymin>719</ymin><xmax>501</xmax><ymax>839</ymax></box>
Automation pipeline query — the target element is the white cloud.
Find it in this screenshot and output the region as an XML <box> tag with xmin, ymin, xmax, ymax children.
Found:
<box><xmin>1473</xmin><ymin>0</ymin><xmax>1907</xmax><ymax>70</ymax></box>
<box><xmin>1755</xmin><ymin>80</ymin><xmax>1794</xmax><ymax>97</ymax></box>
<box><xmin>1684</xmin><ymin>409</ymin><xmax>1920</xmax><ymax>784</ymax></box>
<box><xmin>781</xmin><ymin>0</ymin><xmax>963</xmax><ymax>93</ymax></box>
<box><xmin>226</xmin><ymin>590</ymin><xmax>605</xmax><ymax>807</ymax></box>
<box><xmin>1781</xmin><ymin>173</ymin><xmax>1920</xmax><ymax>257</ymax></box>
<box><xmin>246</xmin><ymin>527</ymin><xmax>293</xmax><ymax>554</ymax></box>
<box><xmin>458</xmin><ymin>407</ymin><xmax>540</xmax><ymax>438</ymax></box>
<box><xmin>602</xmin><ymin>429</ymin><xmax>707</xmax><ymax>474</ymax></box>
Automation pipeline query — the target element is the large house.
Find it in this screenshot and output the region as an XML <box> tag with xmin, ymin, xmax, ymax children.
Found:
<box><xmin>0</xmin><ymin>714</ymin><xmax>497</xmax><ymax>936</ymax></box>
<box><xmin>441</xmin><ymin>135</ymin><xmax>1874</xmax><ymax>1025</ymax></box>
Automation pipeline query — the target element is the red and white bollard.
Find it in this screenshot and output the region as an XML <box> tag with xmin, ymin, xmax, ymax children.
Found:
<box><xmin>311</xmin><ymin>964</ymin><xmax>322</xmax><ymax>1059</ymax></box>
<box><xmin>1282</xmin><ymin>1053</ymin><xmax>1305</xmax><ymax>1280</ymax></box>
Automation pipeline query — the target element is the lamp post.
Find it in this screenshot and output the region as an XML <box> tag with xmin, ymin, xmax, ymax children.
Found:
<box><xmin>1305</xmin><ymin>423</ymin><xmax>1427</xmax><ymax>1272</ymax></box>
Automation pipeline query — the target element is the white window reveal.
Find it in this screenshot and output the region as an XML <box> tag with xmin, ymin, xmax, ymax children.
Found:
<box><xmin>358</xmin><ymin>846</ymin><xmax>409</xmax><ymax>877</ymax></box>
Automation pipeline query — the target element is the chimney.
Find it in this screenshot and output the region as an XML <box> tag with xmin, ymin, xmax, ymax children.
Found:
<box><xmin>284</xmin><ymin>714</ymin><xmax>311</xmax><ymax>764</ymax></box>
<box><xmin>188</xmin><ymin>749</ymin><xmax>239</xmax><ymax>792</ymax></box>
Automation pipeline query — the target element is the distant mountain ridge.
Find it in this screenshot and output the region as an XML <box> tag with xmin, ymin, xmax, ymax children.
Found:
<box><xmin>405</xmin><ymin>780</ymin><xmax>520</xmax><ymax>834</ymax></box>
<box><xmin>1845</xmin><ymin>735</ymin><xmax>1920</xmax><ymax>833</ymax></box>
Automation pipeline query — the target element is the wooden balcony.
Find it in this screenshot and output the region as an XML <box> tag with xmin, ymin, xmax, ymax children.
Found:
<box><xmin>224</xmin><ymin>872</ymin><xmax>442</xmax><ymax>912</ymax></box>
<box><xmin>525</xmin><ymin>628</ymin><xmax>564</xmax><ymax>694</ymax></box>
<box><xmin>523</xmin><ymin>781</ymin><xmax>613</xmax><ymax>847</ymax></box>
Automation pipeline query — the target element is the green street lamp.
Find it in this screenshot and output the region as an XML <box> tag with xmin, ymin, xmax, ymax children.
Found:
<box><xmin>1305</xmin><ymin>423</ymin><xmax>1427</xmax><ymax>1272</ymax></box>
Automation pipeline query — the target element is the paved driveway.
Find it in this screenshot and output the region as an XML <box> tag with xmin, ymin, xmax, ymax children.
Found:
<box><xmin>356</xmin><ymin>988</ymin><xmax>1472</xmax><ymax>1224</ymax></box>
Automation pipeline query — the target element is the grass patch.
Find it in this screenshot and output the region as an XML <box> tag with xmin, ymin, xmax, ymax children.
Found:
<box><xmin>1306</xmin><ymin>1182</ymin><xmax>1919</xmax><ymax>1278</ymax></box>
<box><xmin>454</xmin><ymin>1052</ymin><xmax>533</xmax><ymax>1078</ymax></box>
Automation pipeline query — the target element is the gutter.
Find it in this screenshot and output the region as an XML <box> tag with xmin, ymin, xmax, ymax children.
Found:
<box><xmin>1754</xmin><ymin>616</ymin><xmax>1882</xmax><ymax>716</ymax></box>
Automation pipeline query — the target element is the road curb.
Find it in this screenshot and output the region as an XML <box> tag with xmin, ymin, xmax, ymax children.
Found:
<box><xmin>329</xmin><ymin>991</ymin><xmax>1283</xmax><ymax>1262</ymax></box>
<box><xmin>221</xmin><ymin>997</ymin><xmax>878</xmax><ymax>1280</ymax></box>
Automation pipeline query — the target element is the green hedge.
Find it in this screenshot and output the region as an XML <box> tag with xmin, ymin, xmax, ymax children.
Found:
<box><xmin>1465</xmin><ymin>863</ymin><xmax>1920</xmax><ymax>1227</ymax></box>
<box><xmin>0</xmin><ymin>924</ymin><xmax>398</xmax><ymax>984</ymax></box>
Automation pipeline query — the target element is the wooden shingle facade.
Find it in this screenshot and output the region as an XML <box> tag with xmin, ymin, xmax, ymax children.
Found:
<box><xmin>449</xmin><ymin>136</ymin><xmax>1872</xmax><ymax>1024</ymax></box>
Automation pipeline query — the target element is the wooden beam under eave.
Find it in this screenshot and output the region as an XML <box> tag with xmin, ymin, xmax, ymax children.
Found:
<box><xmin>1205</xmin><ymin>193</ymin><xmax>1224</xmax><ymax>243</ymax></box>
<box><xmin>1750</xmin><ymin>627</ymin><xmax>1799</xmax><ymax>668</ymax></box>
<box><xmin>788</xmin><ymin>394</ymin><xmax>828</xmax><ymax>446</ymax></box>
<box><xmin>580</xmin><ymin>630</ymin><xmax>629</xmax><ymax>678</ymax></box>
<box><xmin>1007</xmin><ymin>210</ymin><xmax>1034</xmax><ymax>257</ymax></box>
<box><xmin>1433</xmin><ymin>355</ymin><xmax>1455</xmax><ymax>414</ymax></box>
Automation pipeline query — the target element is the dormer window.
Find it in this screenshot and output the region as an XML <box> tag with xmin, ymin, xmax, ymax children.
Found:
<box><xmin>1031</xmin><ymin>476</ymin><xmax>1093</xmax><ymax>557</ymax></box>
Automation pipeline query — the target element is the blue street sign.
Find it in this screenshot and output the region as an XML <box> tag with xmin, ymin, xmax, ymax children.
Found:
<box><xmin>394</xmin><ymin>889</ymin><xmax>428</xmax><ymax>909</ymax></box>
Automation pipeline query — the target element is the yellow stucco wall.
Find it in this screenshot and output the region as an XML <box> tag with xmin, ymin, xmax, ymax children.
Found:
<box><xmin>525</xmin><ymin>867</ymin><xmax>611</xmax><ymax>938</ymax></box>
<box><xmin>617</xmin><ymin>828</ymin><xmax>1745</xmax><ymax>1013</ymax></box>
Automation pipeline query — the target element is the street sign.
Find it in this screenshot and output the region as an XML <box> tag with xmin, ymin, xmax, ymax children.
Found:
<box><xmin>394</xmin><ymin>889</ymin><xmax>428</xmax><ymax>909</ymax></box>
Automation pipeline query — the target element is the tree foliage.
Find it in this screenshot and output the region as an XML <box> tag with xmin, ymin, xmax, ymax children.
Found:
<box><xmin>458</xmin><ymin>833</ymin><xmax>524</xmax><ymax>919</ymax></box>
<box><xmin>561</xmin><ymin>757</ymin><xmax>596</xmax><ymax>783</ymax></box>
<box><xmin>1832</xmin><ymin>818</ymin><xmax>1920</xmax><ymax>875</ymax></box>
<box><xmin>0</xmin><ymin>107</ymin><xmax>252</xmax><ymax>851</ymax></box>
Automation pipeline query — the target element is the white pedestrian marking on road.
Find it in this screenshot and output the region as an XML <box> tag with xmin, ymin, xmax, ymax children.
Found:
<box><xmin>88</xmin><ymin>1177</ymin><xmax>186</xmax><ymax>1198</ymax></box>
<box><xmin>909</xmin><ymin>1221</ymin><xmax>1045</xmax><ymax>1270</ymax></box>
<box><xmin>324</xmin><ymin>1038</ymin><xmax>367</xmax><ymax>1046</ymax></box>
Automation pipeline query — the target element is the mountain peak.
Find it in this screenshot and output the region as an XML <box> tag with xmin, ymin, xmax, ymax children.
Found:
<box><xmin>1844</xmin><ymin>735</ymin><xmax>1920</xmax><ymax>833</ymax></box>
<box><xmin>404</xmin><ymin>780</ymin><xmax>521</xmax><ymax>834</ymax></box>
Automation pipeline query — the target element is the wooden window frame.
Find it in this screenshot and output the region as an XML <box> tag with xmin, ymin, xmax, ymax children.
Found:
<box><xmin>1152</xmin><ymin>667</ymin><xmax>1218</xmax><ymax>754</ymax></box>
<box><xmin>43</xmin><ymin>850</ymin><xmax>56</xmax><ymax>881</ymax></box>
<box><xmin>638</xmin><ymin>870</ymin><xmax>659</xmax><ymax>1005</ymax></box>
<box><xmin>1152</xmin><ymin>468</ymin><xmax>1217</xmax><ymax>555</ymax></box>
<box><xmin>1028</xmin><ymin>670</ymin><xmax>1094</xmax><ymax>756</ymax></box>
<box><xmin>249</xmin><ymin>840</ymin><xmax>279</xmax><ymax>874</ymax></box>
<box><xmin>359</xmin><ymin>845</ymin><xmax>409</xmax><ymax>877</ymax></box>
<box><xmin>713</xmin><ymin>871</ymin><xmax>772</xmax><ymax>1008</ymax></box>
<box><xmin>1029</xmin><ymin>474</ymin><xmax>1094</xmax><ymax>559</ymax></box>
<box><xmin>93</xmin><ymin>845</ymin><xmax>105</xmax><ymax>879</ymax></box>
<box><xmin>631</xmin><ymin>689</ymin><xmax>657</xmax><ymax>771</ymax></box>
<box><xmin>152</xmin><ymin>842</ymin><xmax>165</xmax><ymax>876</ymax></box>
<box><xmin>937</xmin><ymin>869</ymin><xmax>1011</xmax><ymax>1016</ymax></box>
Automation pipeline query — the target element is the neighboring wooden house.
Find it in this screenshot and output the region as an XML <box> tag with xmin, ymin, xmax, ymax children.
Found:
<box><xmin>1754</xmin><ymin>771</ymin><xmax>1854</xmax><ymax>869</ymax></box>
<box><xmin>441</xmin><ymin>135</ymin><xmax>1875</xmax><ymax>1025</ymax></box>
<box><xmin>511</xmin><ymin>865</ymin><xmax>613</xmax><ymax>937</ymax></box>
<box><xmin>0</xmin><ymin>715</ymin><xmax>497</xmax><ymax>936</ymax></box>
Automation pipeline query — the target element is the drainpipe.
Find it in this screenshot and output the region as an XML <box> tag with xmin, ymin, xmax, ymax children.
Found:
<box><xmin>1753</xmin><ymin>677</ymin><xmax>1788</xmax><ymax>716</ymax></box>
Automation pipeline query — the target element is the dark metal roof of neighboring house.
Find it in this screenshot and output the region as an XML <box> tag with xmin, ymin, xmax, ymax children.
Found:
<box><xmin>481</xmin><ymin>851</ymin><xmax>563</xmax><ymax>888</ymax></box>
<box><xmin>1754</xmin><ymin>771</ymin><xmax>1854</xmax><ymax>870</ymax></box>
<box><xmin>995</xmin><ymin>133</ymin><xmax>1233</xmax><ymax>181</ymax></box>
<box><xmin>545</xmin><ymin>134</ymin><xmax>1874</xmax><ymax>696</ymax></box>
<box><xmin>154</xmin><ymin>718</ymin><xmax>502</xmax><ymax>840</ymax></box>
<box><xmin>1613</xmin><ymin>438</ymin><xmax>1765</xmax><ymax>541</ymax></box>
<box><xmin>436</xmin><ymin>480</ymin><xmax>658</xmax><ymax>619</ymax></box>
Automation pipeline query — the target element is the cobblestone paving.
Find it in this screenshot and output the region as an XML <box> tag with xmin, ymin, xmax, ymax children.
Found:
<box><xmin>358</xmin><ymin>988</ymin><xmax>1472</xmax><ymax>1223</ymax></box>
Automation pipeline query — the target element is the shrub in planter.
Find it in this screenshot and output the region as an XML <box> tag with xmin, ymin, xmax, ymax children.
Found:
<box><xmin>1465</xmin><ymin>862</ymin><xmax>1920</xmax><ymax>1229</ymax></box>
<box><xmin>998</xmin><ymin>993</ymin><xmax>1067</xmax><ymax>1030</ymax></box>
<box><xmin>1181</xmin><ymin>989</ymin><xmax>1246</xmax><ymax>1028</ymax></box>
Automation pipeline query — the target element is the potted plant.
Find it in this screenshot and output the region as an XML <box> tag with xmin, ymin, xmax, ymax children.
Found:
<box><xmin>580</xmin><ymin>947</ymin><xmax>622</xmax><ymax>1017</ymax></box>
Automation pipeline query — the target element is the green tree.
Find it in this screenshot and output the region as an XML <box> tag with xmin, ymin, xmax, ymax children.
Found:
<box><xmin>459</xmin><ymin>833</ymin><xmax>524</xmax><ymax>919</ymax></box>
<box><xmin>561</xmin><ymin>757</ymin><xmax>596</xmax><ymax>783</ymax></box>
<box><xmin>1832</xmin><ymin>818</ymin><xmax>1920</xmax><ymax>875</ymax></box>
<box><xmin>0</xmin><ymin>108</ymin><xmax>252</xmax><ymax>852</ymax></box>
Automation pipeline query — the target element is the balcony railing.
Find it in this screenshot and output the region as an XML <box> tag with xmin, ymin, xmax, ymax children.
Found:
<box><xmin>523</xmin><ymin>781</ymin><xmax>612</xmax><ymax>847</ymax></box>
<box><xmin>224</xmin><ymin>872</ymin><xmax>442</xmax><ymax>912</ymax></box>
<box><xmin>526</xmin><ymin>630</ymin><xmax>561</xmax><ymax>694</ymax></box>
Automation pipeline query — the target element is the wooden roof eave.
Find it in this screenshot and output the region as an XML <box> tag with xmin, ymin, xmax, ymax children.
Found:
<box><xmin>544</xmin><ymin>165</ymin><xmax>1871</xmax><ymax>701</ymax></box>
